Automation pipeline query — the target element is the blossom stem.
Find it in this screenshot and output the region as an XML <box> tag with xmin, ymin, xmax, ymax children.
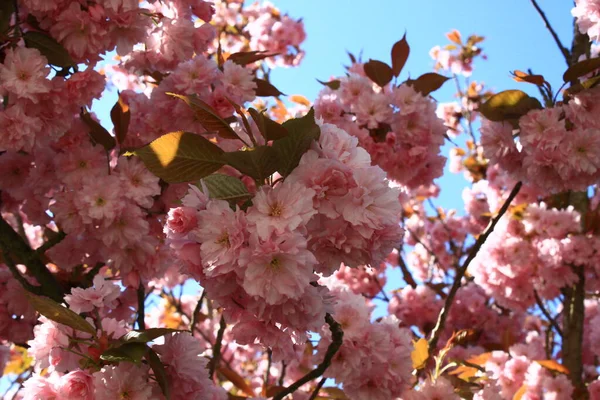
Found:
<box><xmin>534</xmin><ymin>290</ymin><xmax>563</xmax><ymax>336</ymax></box>
<box><xmin>308</xmin><ymin>377</ymin><xmax>326</xmax><ymax>400</ymax></box>
<box><xmin>137</xmin><ymin>285</ymin><xmax>146</xmax><ymax>331</ymax></box>
<box><xmin>427</xmin><ymin>181</ymin><xmax>522</xmax><ymax>351</ymax></box>
<box><xmin>529</xmin><ymin>0</ymin><xmax>570</xmax><ymax>65</ymax></box>
<box><xmin>272</xmin><ymin>314</ymin><xmax>343</xmax><ymax>400</ymax></box>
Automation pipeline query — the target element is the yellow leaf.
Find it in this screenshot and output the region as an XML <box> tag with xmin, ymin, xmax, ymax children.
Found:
<box><xmin>513</xmin><ymin>385</ymin><xmax>527</xmax><ymax>400</ymax></box>
<box><xmin>535</xmin><ymin>360</ymin><xmax>569</xmax><ymax>375</ymax></box>
<box><xmin>466</xmin><ymin>352</ymin><xmax>492</xmax><ymax>366</ymax></box>
<box><xmin>289</xmin><ymin>95</ymin><xmax>311</xmax><ymax>107</ymax></box>
<box><xmin>3</xmin><ymin>346</ymin><xmax>33</xmax><ymax>375</ymax></box>
<box><xmin>411</xmin><ymin>338</ymin><xmax>429</xmax><ymax>370</ymax></box>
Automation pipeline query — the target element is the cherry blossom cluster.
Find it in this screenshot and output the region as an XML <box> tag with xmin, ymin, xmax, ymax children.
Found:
<box><xmin>165</xmin><ymin>122</ymin><xmax>403</xmax><ymax>360</ymax></box>
<box><xmin>481</xmin><ymin>86</ymin><xmax>600</xmax><ymax>193</ymax></box>
<box><xmin>314</xmin><ymin>71</ymin><xmax>447</xmax><ymax>189</ymax></box>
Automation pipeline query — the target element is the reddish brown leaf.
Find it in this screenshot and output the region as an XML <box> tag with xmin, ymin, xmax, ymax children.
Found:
<box><xmin>254</xmin><ymin>78</ymin><xmax>285</xmax><ymax>97</ymax></box>
<box><xmin>81</xmin><ymin>109</ymin><xmax>116</xmax><ymax>151</ymax></box>
<box><xmin>446</xmin><ymin>29</ymin><xmax>462</xmax><ymax>44</ymax></box>
<box><xmin>218</xmin><ymin>367</ymin><xmax>255</xmax><ymax>397</ymax></box>
<box><xmin>317</xmin><ymin>79</ymin><xmax>341</xmax><ymax>90</ymax></box>
<box><xmin>227</xmin><ymin>50</ymin><xmax>278</xmax><ymax>66</ymax></box>
<box><xmin>364</xmin><ymin>59</ymin><xmax>394</xmax><ymax>87</ymax></box>
<box><xmin>511</xmin><ymin>70</ymin><xmax>545</xmax><ymax>86</ymax></box>
<box><xmin>563</xmin><ymin>57</ymin><xmax>600</xmax><ymax>82</ymax></box>
<box><xmin>110</xmin><ymin>94</ymin><xmax>130</xmax><ymax>145</ymax></box>
<box><xmin>391</xmin><ymin>34</ymin><xmax>410</xmax><ymax>77</ymax></box>
<box><xmin>407</xmin><ymin>72</ymin><xmax>450</xmax><ymax>95</ymax></box>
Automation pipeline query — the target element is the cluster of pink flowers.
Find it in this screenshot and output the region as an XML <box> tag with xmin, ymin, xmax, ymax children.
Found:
<box><xmin>481</xmin><ymin>85</ymin><xmax>600</xmax><ymax>193</ymax></box>
<box><xmin>165</xmin><ymin>122</ymin><xmax>403</xmax><ymax>360</ymax></box>
<box><xmin>573</xmin><ymin>0</ymin><xmax>600</xmax><ymax>42</ymax></box>
<box><xmin>316</xmin><ymin>286</ymin><xmax>413</xmax><ymax>400</ymax></box>
<box><xmin>315</xmin><ymin>70</ymin><xmax>446</xmax><ymax>189</ymax></box>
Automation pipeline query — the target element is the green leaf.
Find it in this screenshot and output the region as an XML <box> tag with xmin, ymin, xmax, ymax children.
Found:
<box><xmin>23</xmin><ymin>31</ymin><xmax>75</xmax><ymax>68</ymax></box>
<box><xmin>110</xmin><ymin>94</ymin><xmax>130</xmax><ymax>145</ymax></box>
<box><xmin>201</xmin><ymin>174</ymin><xmax>251</xmax><ymax>202</ymax></box>
<box><xmin>281</xmin><ymin>107</ymin><xmax>320</xmax><ymax>139</ymax></box>
<box><xmin>24</xmin><ymin>292</ymin><xmax>96</xmax><ymax>336</ymax></box>
<box><xmin>248</xmin><ymin>108</ymin><xmax>288</xmax><ymax>141</ymax></box>
<box><xmin>254</xmin><ymin>78</ymin><xmax>285</xmax><ymax>97</ymax></box>
<box><xmin>317</xmin><ymin>79</ymin><xmax>341</xmax><ymax>90</ymax></box>
<box><xmin>565</xmin><ymin>75</ymin><xmax>600</xmax><ymax>97</ymax></box>
<box><xmin>167</xmin><ymin>93</ymin><xmax>242</xmax><ymax>141</ymax></box>
<box><xmin>479</xmin><ymin>90</ymin><xmax>542</xmax><ymax>122</ymax></box>
<box><xmin>147</xmin><ymin>349</ymin><xmax>170</xmax><ymax>400</ymax></box>
<box><xmin>0</xmin><ymin>1</ymin><xmax>14</xmax><ymax>34</ymax></box>
<box><xmin>563</xmin><ymin>57</ymin><xmax>600</xmax><ymax>82</ymax></box>
<box><xmin>273</xmin><ymin>108</ymin><xmax>320</xmax><ymax>177</ymax></box>
<box><xmin>221</xmin><ymin>146</ymin><xmax>279</xmax><ymax>180</ymax></box>
<box><xmin>391</xmin><ymin>34</ymin><xmax>410</xmax><ymax>77</ymax></box>
<box><xmin>80</xmin><ymin>109</ymin><xmax>116</xmax><ymax>151</ymax></box>
<box><xmin>406</xmin><ymin>72</ymin><xmax>450</xmax><ymax>95</ymax></box>
<box><xmin>100</xmin><ymin>342</ymin><xmax>149</xmax><ymax>364</ymax></box>
<box><xmin>227</xmin><ymin>51</ymin><xmax>278</xmax><ymax>66</ymax></box>
<box><xmin>364</xmin><ymin>59</ymin><xmax>394</xmax><ymax>87</ymax></box>
<box><xmin>133</xmin><ymin>131</ymin><xmax>225</xmax><ymax>183</ymax></box>
<box><xmin>120</xmin><ymin>328</ymin><xmax>180</xmax><ymax>344</ymax></box>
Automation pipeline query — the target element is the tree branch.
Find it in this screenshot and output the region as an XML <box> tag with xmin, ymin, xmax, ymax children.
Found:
<box><xmin>0</xmin><ymin>214</ymin><xmax>64</xmax><ymax>302</ymax></box>
<box><xmin>209</xmin><ymin>315</ymin><xmax>226</xmax><ymax>379</ymax></box>
<box><xmin>273</xmin><ymin>314</ymin><xmax>343</xmax><ymax>400</ymax></box>
<box><xmin>428</xmin><ymin>181</ymin><xmax>522</xmax><ymax>351</ymax></box>
<box><xmin>398</xmin><ymin>254</ymin><xmax>417</xmax><ymax>289</ymax></box>
<box><xmin>534</xmin><ymin>290</ymin><xmax>563</xmax><ymax>336</ymax></box>
<box><xmin>308</xmin><ymin>377</ymin><xmax>327</xmax><ymax>400</ymax></box>
<box><xmin>529</xmin><ymin>0</ymin><xmax>570</xmax><ymax>65</ymax></box>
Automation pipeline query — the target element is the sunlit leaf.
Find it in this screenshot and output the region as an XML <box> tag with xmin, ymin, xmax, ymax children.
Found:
<box><xmin>289</xmin><ymin>95</ymin><xmax>311</xmax><ymax>106</ymax></box>
<box><xmin>513</xmin><ymin>385</ymin><xmax>527</xmax><ymax>400</ymax></box>
<box><xmin>563</xmin><ymin>57</ymin><xmax>600</xmax><ymax>82</ymax></box>
<box><xmin>24</xmin><ymin>292</ymin><xmax>96</xmax><ymax>335</ymax></box>
<box><xmin>535</xmin><ymin>360</ymin><xmax>569</xmax><ymax>375</ymax></box>
<box><xmin>3</xmin><ymin>346</ymin><xmax>33</xmax><ymax>376</ymax></box>
<box><xmin>272</xmin><ymin>108</ymin><xmax>320</xmax><ymax>176</ymax></box>
<box><xmin>391</xmin><ymin>34</ymin><xmax>410</xmax><ymax>77</ymax></box>
<box><xmin>446</xmin><ymin>29</ymin><xmax>462</xmax><ymax>44</ymax></box>
<box><xmin>478</xmin><ymin>90</ymin><xmax>542</xmax><ymax>122</ymax></box>
<box><xmin>411</xmin><ymin>338</ymin><xmax>429</xmax><ymax>369</ymax></box>
<box><xmin>321</xmin><ymin>387</ymin><xmax>349</xmax><ymax>399</ymax></box>
<box><xmin>133</xmin><ymin>131</ymin><xmax>225</xmax><ymax>183</ymax></box>
<box><xmin>511</xmin><ymin>70</ymin><xmax>545</xmax><ymax>86</ymax></box>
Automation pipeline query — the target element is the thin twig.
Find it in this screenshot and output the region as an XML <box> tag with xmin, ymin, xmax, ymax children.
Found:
<box><xmin>534</xmin><ymin>290</ymin><xmax>563</xmax><ymax>336</ymax></box>
<box><xmin>428</xmin><ymin>181</ymin><xmax>522</xmax><ymax>351</ymax></box>
<box><xmin>308</xmin><ymin>377</ymin><xmax>327</xmax><ymax>400</ymax></box>
<box><xmin>278</xmin><ymin>361</ymin><xmax>287</xmax><ymax>387</ymax></box>
<box><xmin>529</xmin><ymin>0</ymin><xmax>570</xmax><ymax>65</ymax></box>
<box><xmin>398</xmin><ymin>255</ymin><xmax>417</xmax><ymax>289</ymax></box>
<box><xmin>265</xmin><ymin>348</ymin><xmax>273</xmax><ymax>388</ymax></box>
<box><xmin>136</xmin><ymin>285</ymin><xmax>146</xmax><ymax>331</ymax></box>
<box><xmin>190</xmin><ymin>290</ymin><xmax>206</xmax><ymax>333</ymax></box>
<box><xmin>209</xmin><ymin>315</ymin><xmax>227</xmax><ymax>378</ymax></box>
<box><xmin>273</xmin><ymin>314</ymin><xmax>343</xmax><ymax>400</ymax></box>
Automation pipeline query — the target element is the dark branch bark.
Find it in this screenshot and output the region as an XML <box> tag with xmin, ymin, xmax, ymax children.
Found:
<box><xmin>530</xmin><ymin>0</ymin><xmax>570</xmax><ymax>65</ymax></box>
<box><xmin>534</xmin><ymin>290</ymin><xmax>562</xmax><ymax>336</ymax></box>
<box><xmin>0</xmin><ymin>214</ymin><xmax>64</xmax><ymax>302</ymax></box>
<box><xmin>308</xmin><ymin>377</ymin><xmax>327</xmax><ymax>400</ymax></box>
<box><xmin>398</xmin><ymin>255</ymin><xmax>417</xmax><ymax>289</ymax></box>
<box><xmin>428</xmin><ymin>182</ymin><xmax>522</xmax><ymax>351</ymax></box>
<box><xmin>562</xmin><ymin>266</ymin><xmax>586</xmax><ymax>398</ymax></box>
<box><xmin>272</xmin><ymin>314</ymin><xmax>343</xmax><ymax>400</ymax></box>
<box><xmin>209</xmin><ymin>315</ymin><xmax>226</xmax><ymax>378</ymax></box>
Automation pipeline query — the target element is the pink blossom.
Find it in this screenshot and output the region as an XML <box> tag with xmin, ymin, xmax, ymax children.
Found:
<box><xmin>64</xmin><ymin>275</ymin><xmax>121</xmax><ymax>314</ymax></box>
<box><xmin>93</xmin><ymin>363</ymin><xmax>155</xmax><ymax>400</ymax></box>
<box><xmin>0</xmin><ymin>47</ymin><xmax>51</xmax><ymax>102</ymax></box>
<box><xmin>221</xmin><ymin>60</ymin><xmax>257</xmax><ymax>104</ymax></box>
<box><xmin>21</xmin><ymin>372</ymin><xmax>59</xmax><ymax>400</ymax></box>
<box><xmin>57</xmin><ymin>370</ymin><xmax>95</xmax><ymax>400</ymax></box>
<box><xmin>246</xmin><ymin>180</ymin><xmax>316</xmax><ymax>239</ymax></box>
<box><xmin>573</xmin><ymin>0</ymin><xmax>600</xmax><ymax>41</ymax></box>
<box><xmin>239</xmin><ymin>231</ymin><xmax>317</xmax><ymax>305</ymax></box>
